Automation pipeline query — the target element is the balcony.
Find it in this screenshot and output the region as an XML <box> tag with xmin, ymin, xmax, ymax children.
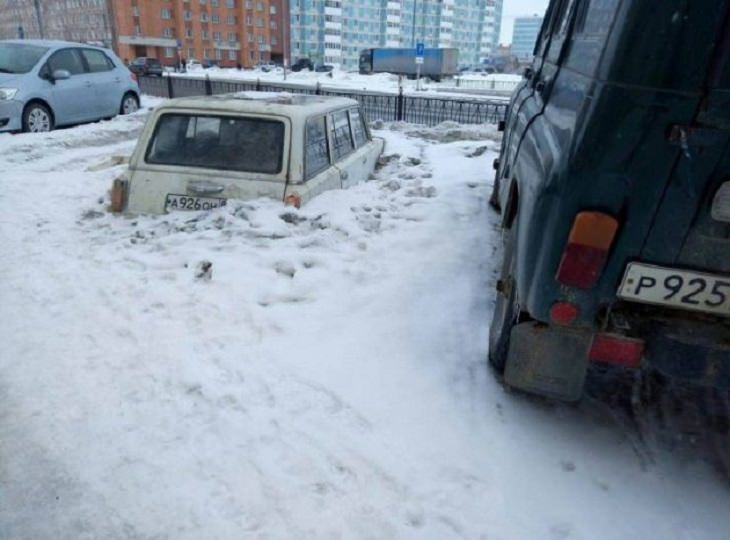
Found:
<box><xmin>118</xmin><ymin>35</ymin><xmax>178</xmax><ymax>47</ymax></box>
<box><xmin>214</xmin><ymin>41</ymin><xmax>241</xmax><ymax>50</ymax></box>
<box><xmin>324</xmin><ymin>6</ymin><xmax>342</xmax><ymax>16</ymax></box>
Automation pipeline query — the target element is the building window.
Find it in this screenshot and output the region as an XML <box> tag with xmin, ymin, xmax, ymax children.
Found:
<box><xmin>188</xmin><ymin>47</ymin><xmax>195</xmax><ymax>58</ymax></box>
<box><xmin>270</xmin><ymin>20</ymin><xmax>277</xmax><ymax>29</ymax></box>
<box><xmin>161</xmin><ymin>8</ymin><xmax>172</xmax><ymax>19</ymax></box>
<box><xmin>213</xmin><ymin>31</ymin><xmax>221</xmax><ymax>41</ymax></box>
<box><xmin>247</xmin><ymin>32</ymin><xmax>254</xmax><ymax>42</ymax></box>
<box><xmin>246</xmin><ymin>15</ymin><xmax>252</xmax><ymax>25</ymax></box>
<box><xmin>134</xmin><ymin>25</ymin><xmax>141</xmax><ymax>35</ymax></box>
<box><xmin>255</xmin><ymin>18</ymin><xmax>263</xmax><ymax>27</ymax></box>
<box><xmin>202</xmin><ymin>30</ymin><xmax>210</xmax><ymax>39</ymax></box>
<box><xmin>256</xmin><ymin>2</ymin><xmax>263</xmax><ymax>11</ymax></box>
<box><xmin>212</xmin><ymin>14</ymin><xmax>220</xmax><ymax>23</ymax></box>
<box><xmin>271</xmin><ymin>36</ymin><xmax>277</xmax><ymax>45</ymax></box>
<box><xmin>259</xmin><ymin>51</ymin><xmax>265</xmax><ymax>61</ymax></box>
<box><xmin>228</xmin><ymin>32</ymin><xmax>237</xmax><ymax>42</ymax></box>
<box><xmin>163</xmin><ymin>28</ymin><xmax>174</xmax><ymax>38</ymax></box>
<box><xmin>245</xmin><ymin>1</ymin><xmax>252</xmax><ymax>9</ymax></box>
<box><xmin>257</xmin><ymin>34</ymin><xmax>264</xmax><ymax>44</ymax></box>
<box><xmin>226</xmin><ymin>0</ymin><xmax>235</xmax><ymax>6</ymax></box>
<box><xmin>227</xmin><ymin>15</ymin><xmax>236</xmax><ymax>24</ymax></box>
<box><xmin>270</xmin><ymin>5</ymin><xmax>276</xmax><ymax>14</ymax></box>
<box><xmin>249</xmin><ymin>51</ymin><xmax>254</xmax><ymax>61</ymax></box>
<box><xmin>215</xmin><ymin>49</ymin><xmax>222</xmax><ymax>60</ymax></box>
<box><xmin>204</xmin><ymin>48</ymin><xmax>210</xmax><ymax>59</ymax></box>
<box><xmin>200</xmin><ymin>0</ymin><xmax>207</xmax><ymax>4</ymax></box>
<box><xmin>212</xmin><ymin>0</ymin><xmax>219</xmax><ymax>6</ymax></box>
<box><xmin>200</xmin><ymin>13</ymin><xmax>209</xmax><ymax>22</ymax></box>
<box><xmin>184</xmin><ymin>10</ymin><xmax>192</xmax><ymax>20</ymax></box>
<box><xmin>132</xmin><ymin>6</ymin><xmax>139</xmax><ymax>16</ymax></box>
<box><xmin>185</xmin><ymin>27</ymin><xmax>193</xmax><ymax>38</ymax></box>
<box><xmin>165</xmin><ymin>47</ymin><xmax>175</xmax><ymax>58</ymax></box>
<box><xmin>228</xmin><ymin>50</ymin><xmax>236</xmax><ymax>60</ymax></box>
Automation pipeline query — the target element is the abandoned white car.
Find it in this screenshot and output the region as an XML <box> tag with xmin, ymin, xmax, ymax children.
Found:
<box><xmin>110</xmin><ymin>93</ymin><xmax>384</xmax><ymax>214</ymax></box>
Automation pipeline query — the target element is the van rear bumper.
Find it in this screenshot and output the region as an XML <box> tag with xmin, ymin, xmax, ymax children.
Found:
<box><xmin>642</xmin><ymin>318</ymin><xmax>730</xmax><ymax>391</ymax></box>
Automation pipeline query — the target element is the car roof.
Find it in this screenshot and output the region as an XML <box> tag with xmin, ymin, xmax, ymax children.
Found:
<box><xmin>156</xmin><ymin>93</ymin><xmax>359</xmax><ymax>119</ymax></box>
<box><xmin>1</xmin><ymin>39</ymin><xmax>111</xmax><ymax>52</ymax></box>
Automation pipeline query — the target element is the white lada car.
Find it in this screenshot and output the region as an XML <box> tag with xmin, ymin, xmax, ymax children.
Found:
<box><xmin>110</xmin><ymin>93</ymin><xmax>384</xmax><ymax>213</ymax></box>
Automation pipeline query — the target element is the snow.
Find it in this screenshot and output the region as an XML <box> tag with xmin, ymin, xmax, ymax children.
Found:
<box><xmin>1</xmin><ymin>96</ymin><xmax>729</xmax><ymax>539</ymax></box>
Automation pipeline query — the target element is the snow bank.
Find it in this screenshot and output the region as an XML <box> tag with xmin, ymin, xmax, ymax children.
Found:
<box><xmin>0</xmin><ymin>109</ymin><xmax>728</xmax><ymax>540</ymax></box>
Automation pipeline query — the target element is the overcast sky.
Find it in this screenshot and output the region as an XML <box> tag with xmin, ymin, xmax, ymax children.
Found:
<box><xmin>500</xmin><ymin>0</ymin><xmax>550</xmax><ymax>44</ymax></box>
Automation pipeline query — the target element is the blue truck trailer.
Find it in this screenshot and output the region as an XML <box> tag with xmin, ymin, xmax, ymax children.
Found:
<box><xmin>358</xmin><ymin>48</ymin><xmax>459</xmax><ymax>80</ymax></box>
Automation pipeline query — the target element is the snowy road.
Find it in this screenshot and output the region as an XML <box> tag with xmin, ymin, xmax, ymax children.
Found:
<box><xmin>1</xmin><ymin>101</ymin><xmax>729</xmax><ymax>539</ymax></box>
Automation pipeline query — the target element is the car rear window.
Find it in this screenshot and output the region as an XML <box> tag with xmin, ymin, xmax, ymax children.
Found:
<box><xmin>145</xmin><ymin>113</ymin><xmax>285</xmax><ymax>174</ymax></box>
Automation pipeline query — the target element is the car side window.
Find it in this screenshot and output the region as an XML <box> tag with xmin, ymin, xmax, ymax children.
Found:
<box><xmin>329</xmin><ymin>110</ymin><xmax>354</xmax><ymax>161</ymax></box>
<box><xmin>81</xmin><ymin>49</ymin><xmax>114</xmax><ymax>73</ymax></box>
<box><xmin>304</xmin><ymin>116</ymin><xmax>330</xmax><ymax>180</ymax></box>
<box><xmin>546</xmin><ymin>0</ymin><xmax>579</xmax><ymax>64</ymax></box>
<box><xmin>349</xmin><ymin>108</ymin><xmax>369</xmax><ymax>148</ymax></box>
<box><xmin>46</xmin><ymin>48</ymin><xmax>85</xmax><ymax>75</ymax></box>
<box><xmin>566</xmin><ymin>0</ymin><xmax>620</xmax><ymax>75</ymax></box>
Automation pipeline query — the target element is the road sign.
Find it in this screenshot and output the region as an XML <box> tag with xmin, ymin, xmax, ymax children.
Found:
<box><xmin>416</xmin><ymin>42</ymin><xmax>425</xmax><ymax>56</ymax></box>
<box><xmin>415</xmin><ymin>56</ymin><xmax>424</xmax><ymax>64</ymax></box>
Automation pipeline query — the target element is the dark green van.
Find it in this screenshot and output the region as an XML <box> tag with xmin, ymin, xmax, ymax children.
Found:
<box><xmin>490</xmin><ymin>0</ymin><xmax>730</xmax><ymax>401</ymax></box>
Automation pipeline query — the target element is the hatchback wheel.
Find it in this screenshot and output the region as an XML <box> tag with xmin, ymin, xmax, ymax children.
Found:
<box><xmin>23</xmin><ymin>103</ymin><xmax>53</xmax><ymax>133</ymax></box>
<box><xmin>120</xmin><ymin>93</ymin><xmax>139</xmax><ymax>115</ymax></box>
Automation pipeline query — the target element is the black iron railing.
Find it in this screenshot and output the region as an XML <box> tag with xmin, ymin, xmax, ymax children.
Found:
<box><xmin>138</xmin><ymin>74</ymin><xmax>509</xmax><ymax>126</ymax></box>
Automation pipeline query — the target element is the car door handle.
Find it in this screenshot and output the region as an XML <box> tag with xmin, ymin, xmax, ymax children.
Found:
<box><xmin>340</xmin><ymin>170</ymin><xmax>349</xmax><ymax>180</ymax></box>
<box><xmin>188</xmin><ymin>180</ymin><xmax>225</xmax><ymax>195</ymax></box>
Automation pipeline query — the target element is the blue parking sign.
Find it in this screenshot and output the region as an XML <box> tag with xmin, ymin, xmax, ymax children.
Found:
<box><xmin>416</xmin><ymin>42</ymin><xmax>425</xmax><ymax>57</ymax></box>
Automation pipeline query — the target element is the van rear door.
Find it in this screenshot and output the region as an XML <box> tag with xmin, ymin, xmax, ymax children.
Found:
<box><xmin>639</xmin><ymin>5</ymin><xmax>730</xmax><ymax>277</ymax></box>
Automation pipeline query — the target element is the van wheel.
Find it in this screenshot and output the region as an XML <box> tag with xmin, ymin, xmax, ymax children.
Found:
<box><xmin>120</xmin><ymin>93</ymin><xmax>139</xmax><ymax>115</ymax></box>
<box><xmin>23</xmin><ymin>102</ymin><xmax>53</xmax><ymax>133</ymax></box>
<box><xmin>489</xmin><ymin>227</ymin><xmax>518</xmax><ymax>373</ymax></box>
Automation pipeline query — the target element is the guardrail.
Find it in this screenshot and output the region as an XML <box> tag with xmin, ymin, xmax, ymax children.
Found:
<box><xmin>138</xmin><ymin>75</ymin><xmax>509</xmax><ymax>126</ymax></box>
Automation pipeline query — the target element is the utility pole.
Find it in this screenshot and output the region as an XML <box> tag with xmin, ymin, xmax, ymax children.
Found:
<box><xmin>33</xmin><ymin>0</ymin><xmax>44</xmax><ymax>39</ymax></box>
<box><xmin>411</xmin><ymin>0</ymin><xmax>417</xmax><ymax>47</ymax></box>
<box><xmin>283</xmin><ymin>0</ymin><xmax>289</xmax><ymax>80</ymax></box>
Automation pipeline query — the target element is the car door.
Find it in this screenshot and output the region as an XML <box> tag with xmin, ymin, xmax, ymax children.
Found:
<box><xmin>336</xmin><ymin>107</ymin><xmax>377</xmax><ymax>189</ymax></box>
<box><xmin>299</xmin><ymin>115</ymin><xmax>341</xmax><ymax>202</ymax></box>
<box><xmin>43</xmin><ymin>48</ymin><xmax>94</xmax><ymax>124</ymax></box>
<box><xmin>327</xmin><ymin>109</ymin><xmax>358</xmax><ymax>188</ymax></box>
<box><xmin>79</xmin><ymin>48</ymin><xmax>120</xmax><ymax>117</ymax></box>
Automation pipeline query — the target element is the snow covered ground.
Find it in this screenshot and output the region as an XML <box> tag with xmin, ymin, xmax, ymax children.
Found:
<box><xmin>1</xmin><ymin>97</ymin><xmax>729</xmax><ymax>539</ymax></box>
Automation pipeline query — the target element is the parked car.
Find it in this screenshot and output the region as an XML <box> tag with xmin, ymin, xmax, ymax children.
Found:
<box><xmin>489</xmin><ymin>0</ymin><xmax>730</xmax><ymax>402</ymax></box>
<box><xmin>290</xmin><ymin>58</ymin><xmax>314</xmax><ymax>72</ymax></box>
<box><xmin>256</xmin><ymin>61</ymin><xmax>278</xmax><ymax>72</ymax></box>
<box><xmin>128</xmin><ymin>57</ymin><xmax>163</xmax><ymax>77</ymax></box>
<box><xmin>110</xmin><ymin>93</ymin><xmax>384</xmax><ymax>214</ymax></box>
<box><xmin>0</xmin><ymin>39</ymin><xmax>140</xmax><ymax>133</ymax></box>
<box><xmin>315</xmin><ymin>64</ymin><xmax>334</xmax><ymax>73</ymax></box>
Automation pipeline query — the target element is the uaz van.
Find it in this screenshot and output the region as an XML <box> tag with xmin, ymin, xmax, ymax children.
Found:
<box><xmin>489</xmin><ymin>0</ymin><xmax>730</xmax><ymax>401</ymax></box>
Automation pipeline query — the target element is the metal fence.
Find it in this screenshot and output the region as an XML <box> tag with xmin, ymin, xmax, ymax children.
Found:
<box><xmin>138</xmin><ymin>75</ymin><xmax>508</xmax><ymax>126</ymax></box>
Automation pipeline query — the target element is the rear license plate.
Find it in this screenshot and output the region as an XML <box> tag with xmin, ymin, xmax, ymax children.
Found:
<box><xmin>165</xmin><ymin>194</ymin><xmax>226</xmax><ymax>212</ymax></box>
<box><xmin>618</xmin><ymin>263</ymin><xmax>730</xmax><ymax>317</ymax></box>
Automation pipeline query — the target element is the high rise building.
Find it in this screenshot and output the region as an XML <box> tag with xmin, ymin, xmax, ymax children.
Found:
<box><xmin>0</xmin><ymin>0</ymin><xmax>114</xmax><ymax>45</ymax></box>
<box><xmin>511</xmin><ymin>14</ymin><xmax>543</xmax><ymax>60</ymax></box>
<box><xmin>0</xmin><ymin>0</ymin><xmax>287</xmax><ymax>68</ymax></box>
<box><xmin>290</xmin><ymin>0</ymin><xmax>503</xmax><ymax>70</ymax></box>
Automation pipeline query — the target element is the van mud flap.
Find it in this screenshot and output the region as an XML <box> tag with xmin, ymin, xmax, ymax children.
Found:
<box><xmin>504</xmin><ymin>322</ymin><xmax>593</xmax><ymax>402</ymax></box>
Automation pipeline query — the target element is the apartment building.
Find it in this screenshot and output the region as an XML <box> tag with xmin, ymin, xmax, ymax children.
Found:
<box><xmin>113</xmin><ymin>0</ymin><xmax>286</xmax><ymax>68</ymax></box>
<box><xmin>0</xmin><ymin>0</ymin><xmax>114</xmax><ymax>44</ymax></box>
<box><xmin>289</xmin><ymin>0</ymin><xmax>503</xmax><ymax>70</ymax></box>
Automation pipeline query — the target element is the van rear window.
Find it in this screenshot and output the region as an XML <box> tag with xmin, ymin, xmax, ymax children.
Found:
<box><xmin>145</xmin><ymin>113</ymin><xmax>285</xmax><ymax>174</ymax></box>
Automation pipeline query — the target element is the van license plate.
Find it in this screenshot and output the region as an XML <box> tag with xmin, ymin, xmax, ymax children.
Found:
<box><xmin>618</xmin><ymin>263</ymin><xmax>730</xmax><ymax>317</ymax></box>
<box><xmin>165</xmin><ymin>194</ymin><xmax>226</xmax><ymax>212</ymax></box>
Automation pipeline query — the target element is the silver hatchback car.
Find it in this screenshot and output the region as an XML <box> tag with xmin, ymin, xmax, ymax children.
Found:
<box><xmin>0</xmin><ymin>40</ymin><xmax>140</xmax><ymax>133</ymax></box>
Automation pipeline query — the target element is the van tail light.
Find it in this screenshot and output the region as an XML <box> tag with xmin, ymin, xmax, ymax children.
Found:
<box><xmin>130</xmin><ymin>72</ymin><xmax>138</xmax><ymax>83</ymax></box>
<box><xmin>556</xmin><ymin>211</ymin><xmax>619</xmax><ymax>289</ymax></box>
<box><xmin>589</xmin><ymin>333</ymin><xmax>644</xmax><ymax>369</ymax></box>
<box><xmin>284</xmin><ymin>192</ymin><xmax>301</xmax><ymax>209</ymax></box>
<box><xmin>110</xmin><ymin>178</ymin><xmax>128</xmax><ymax>213</ymax></box>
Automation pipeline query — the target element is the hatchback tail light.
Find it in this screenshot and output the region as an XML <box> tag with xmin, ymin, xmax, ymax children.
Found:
<box><xmin>556</xmin><ymin>211</ymin><xmax>618</xmax><ymax>289</ymax></box>
<box><xmin>110</xmin><ymin>178</ymin><xmax>128</xmax><ymax>213</ymax></box>
<box><xmin>130</xmin><ymin>72</ymin><xmax>138</xmax><ymax>83</ymax></box>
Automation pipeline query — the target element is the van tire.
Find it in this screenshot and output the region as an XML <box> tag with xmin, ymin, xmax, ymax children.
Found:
<box><xmin>489</xmin><ymin>227</ymin><xmax>518</xmax><ymax>373</ymax></box>
<box><xmin>22</xmin><ymin>102</ymin><xmax>54</xmax><ymax>133</ymax></box>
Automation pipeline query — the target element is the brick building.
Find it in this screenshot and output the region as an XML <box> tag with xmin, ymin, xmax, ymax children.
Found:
<box><xmin>0</xmin><ymin>0</ymin><xmax>287</xmax><ymax>69</ymax></box>
<box><xmin>0</xmin><ymin>0</ymin><xmax>114</xmax><ymax>45</ymax></box>
<box><xmin>112</xmin><ymin>0</ymin><xmax>287</xmax><ymax>68</ymax></box>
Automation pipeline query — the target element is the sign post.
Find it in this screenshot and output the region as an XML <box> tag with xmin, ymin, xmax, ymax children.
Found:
<box><xmin>415</xmin><ymin>42</ymin><xmax>424</xmax><ymax>91</ymax></box>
